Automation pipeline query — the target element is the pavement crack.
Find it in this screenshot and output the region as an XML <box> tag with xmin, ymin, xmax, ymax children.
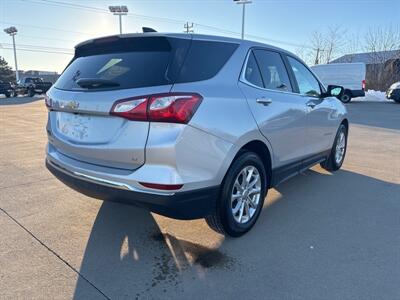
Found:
<box><xmin>0</xmin><ymin>207</ymin><xmax>111</xmax><ymax>300</ymax></box>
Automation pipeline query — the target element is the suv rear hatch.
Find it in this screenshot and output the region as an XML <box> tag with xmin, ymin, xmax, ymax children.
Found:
<box><xmin>48</xmin><ymin>35</ymin><xmax>192</xmax><ymax>170</ymax></box>
<box><xmin>48</xmin><ymin>34</ymin><xmax>239</xmax><ymax>170</ymax></box>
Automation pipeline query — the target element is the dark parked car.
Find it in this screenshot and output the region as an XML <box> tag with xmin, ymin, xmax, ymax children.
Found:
<box><xmin>14</xmin><ymin>77</ymin><xmax>52</xmax><ymax>97</ymax></box>
<box><xmin>0</xmin><ymin>80</ymin><xmax>14</xmax><ymax>97</ymax></box>
<box><xmin>386</xmin><ymin>82</ymin><xmax>400</xmax><ymax>103</ymax></box>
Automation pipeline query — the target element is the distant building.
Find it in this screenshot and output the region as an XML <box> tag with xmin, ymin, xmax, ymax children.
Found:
<box><xmin>331</xmin><ymin>50</ymin><xmax>399</xmax><ymax>64</ymax></box>
<box><xmin>331</xmin><ymin>50</ymin><xmax>400</xmax><ymax>91</ymax></box>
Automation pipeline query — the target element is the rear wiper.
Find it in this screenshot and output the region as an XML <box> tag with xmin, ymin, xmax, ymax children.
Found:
<box><xmin>76</xmin><ymin>78</ymin><xmax>120</xmax><ymax>89</ymax></box>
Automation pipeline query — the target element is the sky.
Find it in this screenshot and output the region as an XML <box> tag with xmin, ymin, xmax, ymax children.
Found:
<box><xmin>0</xmin><ymin>0</ymin><xmax>399</xmax><ymax>73</ymax></box>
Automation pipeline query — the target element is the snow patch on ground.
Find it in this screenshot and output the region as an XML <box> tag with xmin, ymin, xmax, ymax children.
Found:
<box><xmin>354</xmin><ymin>90</ymin><xmax>388</xmax><ymax>102</ymax></box>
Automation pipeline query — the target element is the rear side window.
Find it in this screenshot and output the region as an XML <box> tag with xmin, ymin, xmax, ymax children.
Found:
<box><xmin>55</xmin><ymin>37</ymin><xmax>238</xmax><ymax>91</ymax></box>
<box><xmin>176</xmin><ymin>40</ymin><xmax>238</xmax><ymax>83</ymax></box>
<box><xmin>244</xmin><ymin>52</ymin><xmax>264</xmax><ymax>87</ymax></box>
<box><xmin>253</xmin><ymin>50</ymin><xmax>292</xmax><ymax>92</ymax></box>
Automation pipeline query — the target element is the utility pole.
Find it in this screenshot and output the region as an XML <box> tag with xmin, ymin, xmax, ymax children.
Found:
<box><xmin>314</xmin><ymin>48</ymin><xmax>325</xmax><ymax>65</ymax></box>
<box><xmin>234</xmin><ymin>0</ymin><xmax>252</xmax><ymax>39</ymax></box>
<box><xmin>184</xmin><ymin>22</ymin><xmax>194</xmax><ymax>33</ymax></box>
<box><xmin>314</xmin><ymin>48</ymin><xmax>320</xmax><ymax>65</ymax></box>
<box><xmin>108</xmin><ymin>5</ymin><xmax>128</xmax><ymax>34</ymax></box>
<box><xmin>3</xmin><ymin>26</ymin><xmax>19</xmax><ymax>82</ymax></box>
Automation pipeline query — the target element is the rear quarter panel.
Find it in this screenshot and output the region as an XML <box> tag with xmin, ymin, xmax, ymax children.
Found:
<box><xmin>171</xmin><ymin>43</ymin><xmax>274</xmax><ymax>183</ymax></box>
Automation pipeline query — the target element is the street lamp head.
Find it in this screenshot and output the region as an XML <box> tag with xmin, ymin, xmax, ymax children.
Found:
<box><xmin>108</xmin><ymin>5</ymin><xmax>128</xmax><ymax>15</ymax></box>
<box><xmin>4</xmin><ymin>26</ymin><xmax>18</xmax><ymax>35</ymax></box>
<box><xmin>233</xmin><ymin>0</ymin><xmax>252</xmax><ymax>3</ymax></box>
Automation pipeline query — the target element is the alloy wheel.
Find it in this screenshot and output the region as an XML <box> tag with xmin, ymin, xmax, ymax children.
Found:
<box><xmin>230</xmin><ymin>165</ymin><xmax>262</xmax><ymax>224</ymax></box>
<box><xmin>335</xmin><ymin>130</ymin><xmax>346</xmax><ymax>165</ymax></box>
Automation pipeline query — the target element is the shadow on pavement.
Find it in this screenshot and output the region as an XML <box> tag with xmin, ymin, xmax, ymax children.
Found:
<box><xmin>0</xmin><ymin>96</ymin><xmax>44</xmax><ymax>106</ymax></box>
<box><xmin>346</xmin><ymin>101</ymin><xmax>400</xmax><ymax>131</ymax></box>
<box><xmin>73</xmin><ymin>202</ymin><xmax>232</xmax><ymax>299</ymax></box>
<box><xmin>73</xmin><ymin>169</ymin><xmax>400</xmax><ymax>299</ymax></box>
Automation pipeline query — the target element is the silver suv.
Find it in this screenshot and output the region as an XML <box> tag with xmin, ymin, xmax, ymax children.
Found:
<box><xmin>45</xmin><ymin>33</ymin><xmax>348</xmax><ymax>237</ymax></box>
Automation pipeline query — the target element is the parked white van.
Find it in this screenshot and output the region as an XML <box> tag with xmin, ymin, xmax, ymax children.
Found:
<box><xmin>311</xmin><ymin>63</ymin><xmax>366</xmax><ymax>103</ymax></box>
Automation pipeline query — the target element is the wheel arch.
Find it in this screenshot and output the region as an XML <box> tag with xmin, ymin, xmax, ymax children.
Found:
<box><xmin>234</xmin><ymin>140</ymin><xmax>272</xmax><ymax>189</ymax></box>
<box><xmin>341</xmin><ymin>118</ymin><xmax>349</xmax><ymax>131</ymax></box>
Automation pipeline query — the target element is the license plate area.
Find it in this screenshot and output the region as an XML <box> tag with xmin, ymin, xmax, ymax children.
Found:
<box><xmin>56</xmin><ymin>113</ymin><xmax>92</xmax><ymax>141</ymax></box>
<box><xmin>55</xmin><ymin>112</ymin><xmax>123</xmax><ymax>144</ymax></box>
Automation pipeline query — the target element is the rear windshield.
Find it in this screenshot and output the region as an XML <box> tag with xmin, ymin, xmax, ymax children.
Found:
<box><xmin>55</xmin><ymin>36</ymin><xmax>239</xmax><ymax>91</ymax></box>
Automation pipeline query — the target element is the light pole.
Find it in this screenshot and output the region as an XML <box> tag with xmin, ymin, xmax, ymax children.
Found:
<box><xmin>234</xmin><ymin>0</ymin><xmax>252</xmax><ymax>39</ymax></box>
<box><xmin>108</xmin><ymin>5</ymin><xmax>128</xmax><ymax>34</ymax></box>
<box><xmin>3</xmin><ymin>26</ymin><xmax>19</xmax><ymax>82</ymax></box>
<box><xmin>184</xmin><ymin>22</ymin><xmax>194</xmax><ymax>34</ymax></box>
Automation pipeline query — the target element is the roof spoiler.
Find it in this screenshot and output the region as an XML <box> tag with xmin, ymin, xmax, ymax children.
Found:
<box><xmin>142</xmin><ymin>27</ymin><xmax>157</xmax><ymax>33</ymax></box>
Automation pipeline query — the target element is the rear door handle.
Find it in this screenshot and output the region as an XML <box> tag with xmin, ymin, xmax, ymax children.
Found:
<box><xmin>256</xmin><ymin>98</ymin><xmax>272</xmax><ymax>105</ymax></box>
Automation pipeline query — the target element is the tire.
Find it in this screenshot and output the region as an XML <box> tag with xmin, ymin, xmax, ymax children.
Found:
<box><xmin>205</xmin><ymin>151</ymin><xmax>267</xmax><ymax>237</ymax></box>
<box><xmin>393</xmin><ymin>97</ymin><xmax>400</xmax><ymax>103</ymax></box>
<box><xmin>340</xmin><ymin>91</ymin><xmax>352</xmax><ymax>103</ymax></box>
<box><xmin>28</xmin><ymin>88</ymin><xmax>35</xmax><ymax>97</ymax></box>
<box><xmin>5</xmin><ymin>92</ymin><xmax>10</xmax><ymax>98</ymax></box>
<box><xmin>320</xmin><ymin>124</ymin><xmax>348</xmax><ymax>172</ymax></box>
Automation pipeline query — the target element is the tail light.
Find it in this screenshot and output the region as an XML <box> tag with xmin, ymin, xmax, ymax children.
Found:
<box><xmin>362</xmin><ymin>80</ymin><xmax>366</xmax><ymax>90</ymax></box>
<box><xmin>45</xmin><ymin>95</ymin><xmax>52</xmax><ymax>109</ymax></box>
<box><xmin>110</xmin><ymin>93</ymin><xmax>202</xmax><ymax>124</ymax></box>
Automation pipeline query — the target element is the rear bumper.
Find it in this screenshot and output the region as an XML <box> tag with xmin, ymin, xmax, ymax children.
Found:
<box><xmin>46</xmin><ymin>159</ymin><xmax>219</xmax><ymax>220</ymax></box>
<box><xmin>350</xmin><ymin>89</ymin><xmax>365</xmax><ymax>98</ymax></box>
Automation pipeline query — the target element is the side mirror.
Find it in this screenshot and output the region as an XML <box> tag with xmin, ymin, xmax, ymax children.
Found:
<box><xmin>323</xmin><ymin>85</ymin><xmax>344</xmax><ymax>99</ymax></box>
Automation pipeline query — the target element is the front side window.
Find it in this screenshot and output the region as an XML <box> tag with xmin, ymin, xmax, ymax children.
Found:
<box><xmin>287</xmin><ymin>56</ymin><xmax>321</xmax><ymax>97</ymax></box>
<box><xmin>253</xmin><ymin>50</ymin><xmax>292</xmax><ymax>92</ymax></box>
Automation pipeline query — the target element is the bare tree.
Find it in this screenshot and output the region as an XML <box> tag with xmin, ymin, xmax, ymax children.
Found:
<box><xmin>309</xmin><ymin>30</ymin><xmax>326</xmax><ymax>65</ymax></box>
<box><xmin>364</xmin><ymin>25</ymin><xmax>400</xmax><ymax>64</ymax></box>
<box><xmin>307</xmin><ymin>26</ymin><xmax>346</xmax><ymax>65</ymax></box>
<box><xmin>364</xmin><ymin>25</ymin><xmax>400</xmax><ymax>90</ymax></box>
<box><xmin>294</xmin><ymin>45</ymin><xmax>313</xmax><ymax>65</ymax></box>
<box><xmin>324</xmin><ymin>26</ymin><xmax>346</xmax><ymax>64</ymax></box>
<box><xmin>342</xmin><ymin>33</ymin><xmax>362</xmax><ymax>63</ymax></box>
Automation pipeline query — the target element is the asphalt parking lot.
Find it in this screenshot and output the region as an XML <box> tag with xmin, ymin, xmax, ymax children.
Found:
<box><xmin>1</xmin><ymin>96</ymin><xmax>399</xmax><ymax>299</ymax></box>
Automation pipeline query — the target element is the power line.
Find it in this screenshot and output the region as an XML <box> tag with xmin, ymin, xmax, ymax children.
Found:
<box><xmin>1</xmin><ymin>42</ymin><xmax>72</xmax><ymax>52</ymax></box>
<box><xmin>1</xmin><ymin>46</ymin><xmax>73</xmax><ymax>55</ymax></box>
<box><xmin>247</xmin><ymin>34</ymin><xmax>314</xmax><ymax>50</ymax></box>
<box><xmin>18</xmin><ymin>34</ymin><xmax>79</xmax><ymax>43</ymax></box>
<box><xmin>21</xmin><ymin>0</ymin><xmax>109</xmax><ymax>13</ymax></box>
<box><xmin>21</xmin><ymin>0</ymin><xmax>185</xmax><ymax>24</ymax></box>
<box><xmin>0</xmin><ymin>21</ymin><xmax>94</xmax><ymax>36</ymax></box>
<box><xmin>17</xmin><ymin>0</ymin><xmax>313</xmax><ymax>49</ymax></box>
